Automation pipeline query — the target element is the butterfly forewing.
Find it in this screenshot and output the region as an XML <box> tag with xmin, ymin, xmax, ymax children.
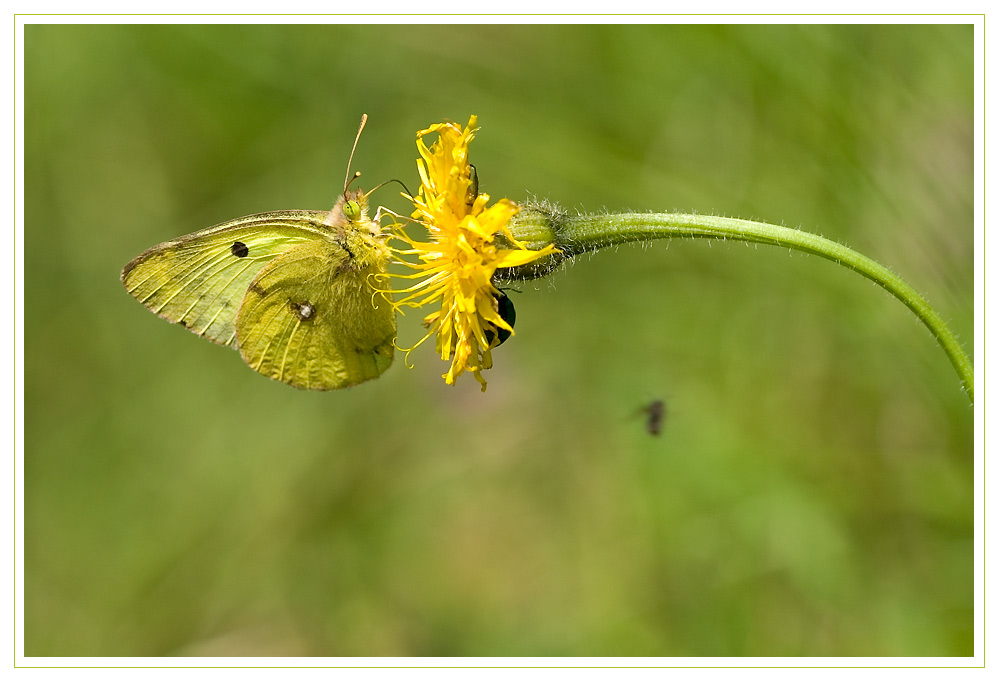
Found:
<box><xmin>235</xmin><ymin>239</ymin><xmax>396</xmax><ymax>390</ymax></box>
<box><xmin>122</xmin><ymin>211</ymin><xmax>330</xmax><ymax>346</ymax></box>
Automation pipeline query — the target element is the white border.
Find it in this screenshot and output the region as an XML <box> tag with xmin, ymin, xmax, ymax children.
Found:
<box><xmin>12</xmin><ymin>13</ymin><xmax>987</xmax><ymax>671</ymax></box>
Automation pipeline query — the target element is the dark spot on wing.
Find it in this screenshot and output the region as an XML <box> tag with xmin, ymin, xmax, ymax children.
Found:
<box><xmin>231</xmin><ymin>241</ymin><xmax>249</xmax><ymax>258</ymax></box>
<box><xmin>179</xmin><ymin>319</ymin><xmax>189</xmax><ymax>328</ymax></box>
<box><xmin>290</xmin><ymin>300</ymin><xmax>316</xmax><ymax>321</ymax></box>
<box><xmin>250</xmin><ymin>283</ymin><xmax>267</xmax><ymax>297</ymax></box>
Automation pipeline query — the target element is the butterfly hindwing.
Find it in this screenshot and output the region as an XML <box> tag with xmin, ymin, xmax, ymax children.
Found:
<box><xmin>121</xmin><ymin>211</ymin><xmax>331</xmax><ymax>346</ymax></box>
<box><xmin>235</xmin><ymin>239</ymin><xmax>396</xmax><ymax>390</ymax></box>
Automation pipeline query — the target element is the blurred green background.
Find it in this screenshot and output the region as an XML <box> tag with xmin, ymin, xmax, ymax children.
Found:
<box><xmin>24</xmin><ymin>24</ymin><xmax>974</xmax><ymax>657</ymax></box>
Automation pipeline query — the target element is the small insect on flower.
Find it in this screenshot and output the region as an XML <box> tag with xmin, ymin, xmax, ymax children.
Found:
<box><xmin>484</xmin><ymin>289</ymin><xmax>516</xmax><ymax>348</ymax></box>
<box><xmin>386</xmin><ymin>116</ymin><xmax>558</xmax><ymax>391</ymax></box>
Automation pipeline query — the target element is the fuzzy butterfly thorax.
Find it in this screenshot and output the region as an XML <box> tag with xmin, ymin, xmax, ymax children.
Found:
<box><xmin>324</xmin><ymin>189</ymin><xmax>391</xmax><ymax>272</ymax></box>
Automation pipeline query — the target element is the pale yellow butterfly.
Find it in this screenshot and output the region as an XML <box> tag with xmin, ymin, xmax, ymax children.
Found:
<box><xmin>121</xmin><ymin>115</ymin><xmax>395</xmax><ymax>390</ymax></box>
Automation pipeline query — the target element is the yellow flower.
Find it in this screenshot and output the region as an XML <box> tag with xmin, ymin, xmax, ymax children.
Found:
<box><xmin>391</xmin><ymin>116</ymin><xmax>558</xmax><ymax>390</ymax></box>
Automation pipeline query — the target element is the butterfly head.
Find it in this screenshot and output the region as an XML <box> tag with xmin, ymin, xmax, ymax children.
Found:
<box><xmin>341</xmin><ymin>187</ymin><xmax>368</xmax><ymax>222</ymax></box>
<box><xmin>327</xmin><ymin>188</ymin><xmax>375</xmax><ymax>232</ymax></box>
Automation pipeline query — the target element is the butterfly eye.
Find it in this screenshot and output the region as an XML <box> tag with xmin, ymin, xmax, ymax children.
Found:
<box><xmin>344</xmin><ymin>199</ymin><xmax>361</xmax><ymax>221</ymax></box>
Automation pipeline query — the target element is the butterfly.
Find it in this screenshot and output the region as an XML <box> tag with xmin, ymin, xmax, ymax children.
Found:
<box><xmin>121</xmin><ymin>115</ymin><xmax>396</xmax><ymax>390</ymax></box>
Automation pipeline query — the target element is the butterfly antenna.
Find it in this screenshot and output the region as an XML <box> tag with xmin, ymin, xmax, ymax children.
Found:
<box><xmin>344</xmin><ymin>113</ymin><xmax>368</xmax><ymax>194</ymax></box>
<box><xmin>364</xmin><ymin>178</ymin><xmax>414</xmax><ymax>199</ymax></box>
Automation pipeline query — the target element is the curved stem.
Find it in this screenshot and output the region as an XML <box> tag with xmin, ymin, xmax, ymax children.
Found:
<box><xmin>503</xmin><ymin>209</ymin><xmax>973</xmax><ymax>402</ymax></box>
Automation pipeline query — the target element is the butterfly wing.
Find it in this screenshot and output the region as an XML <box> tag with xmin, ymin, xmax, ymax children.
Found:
<box><xmin>235</xmin><ymin>239</ymin><xmax>396</xmax><ymax>390</ymax></box>
<box><xmin>122</xmin><ymin>211</ymin><xmax>330</xmax><ymax>346</ymax></box>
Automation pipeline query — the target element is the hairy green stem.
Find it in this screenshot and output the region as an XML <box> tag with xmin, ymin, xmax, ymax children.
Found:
<box><xmin>500</xmin><ymin>204</ymin><xmax>973</xmax><ymax>402</ymax></box>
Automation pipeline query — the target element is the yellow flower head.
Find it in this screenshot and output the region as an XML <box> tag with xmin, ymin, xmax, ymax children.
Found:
<box><xmin>391</xmin><ymin>116</ymin><xmax>558</xmax><ymax>390</ymax></box>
